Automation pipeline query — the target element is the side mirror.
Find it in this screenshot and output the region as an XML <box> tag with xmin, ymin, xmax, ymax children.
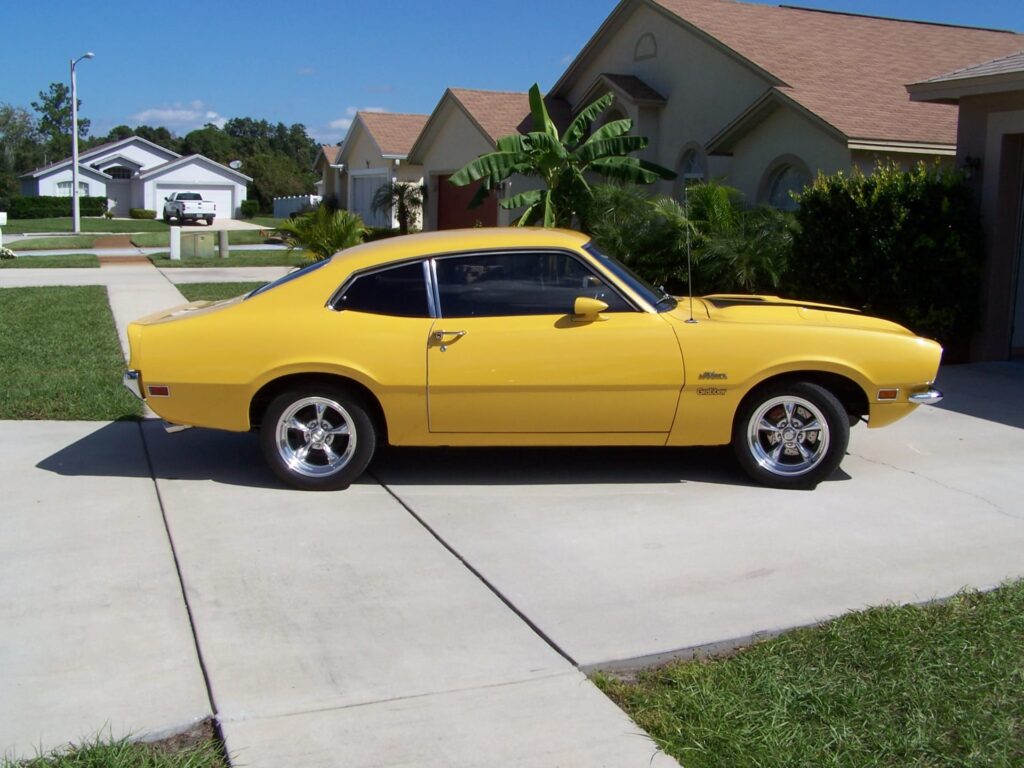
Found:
<box><xmin>572</xmin><ymin>296</ymin><xmax>609</xmax><ymax>321</ymax></box>
<box><xmin>164</xmin><ymin>196</ymin><xmax>170</xmax><ymax>201</ymax></box>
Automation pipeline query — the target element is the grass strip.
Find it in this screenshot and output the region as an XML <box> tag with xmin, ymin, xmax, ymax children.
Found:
<box><xmin>0</xmin><ymin>254</ymin><xmax>99</xmax><ymax>268</ymax></box>
<box><xmin>248</xmin><ymin>216</ymin><xmax>284</xmax><ymax>228</ymax></box>
<box><xmin>2</xmin><ymin>726</ymin><xmax>228</xmax><ymax>767</ymax></box>
<box><xmin>0</xmin><ymin>286</ymin><xmax>141</xmax><ymax>420</ymax></box>
<box><xmin>177</xmin><ymin>282</ymin><xmax>268</xmax><ymax>301</ymax></box>
<box><xmin>1</xmin><ymin>218</ymin><xmax>169</xmax><ymax>235</ymax></box>
<box><xmin>597</xmin><ymin>581</ymin><xmax>1024</xmax><ymax>768</ymax></box>
<box><xmin>7</xmin><ymin>235</ymin><xmax>99</xmax><ymax>251</ymax></box>
<box><xmin>149</xmin><ymin>249</ymin><xmax>304</xmax><ymax>268</ymax></box>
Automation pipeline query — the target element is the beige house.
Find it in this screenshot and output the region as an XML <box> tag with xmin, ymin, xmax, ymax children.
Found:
<box><xmin>909</xmin><ymin>52</ymin><xmax>1024</xmax><ymax>361</ymax></box>
<box><xmin>334</xmin><ymin>112</ymin><xmax>428</xmax><ymax>228</ymax></box>
<box><xmin>314</xmin><ymin>144</ymin><xmax>343</xmax><ymax>206</ymax></box>
<box><xmin>407</xmin><ymin>88</ymin><xmax>569</xmax><ymax>230</ymax></box>
<box><xmin>548</xmin><ymin>0</ymin><xmax>1024</xmax><ymax>207</ymax></box>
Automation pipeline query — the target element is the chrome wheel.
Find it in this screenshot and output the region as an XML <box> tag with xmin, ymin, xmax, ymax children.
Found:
<box><xmin>275</xmin><ymin>396</ymin><xmax>357</xmax><ymax>478</ymax></box>
<box><xmin>746</xmin><ymin>395</ymin><xmax>830</xmax><ymax>478</ymax></box>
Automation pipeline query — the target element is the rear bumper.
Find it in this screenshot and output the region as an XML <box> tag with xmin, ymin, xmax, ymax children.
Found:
<box><xmin>123</xmin><ymin>369</ymin><xmax>143</xmax><ymax>400</ymax></box>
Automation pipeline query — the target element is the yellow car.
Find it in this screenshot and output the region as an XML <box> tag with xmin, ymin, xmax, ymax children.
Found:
<box><xmin>124</xmin><ymin>228</ymin><xmax>942</xmax><ymax>491</ymax></box>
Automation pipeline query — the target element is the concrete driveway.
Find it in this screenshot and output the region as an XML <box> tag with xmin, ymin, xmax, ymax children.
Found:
<box><xmin>3</xmin><ymin>362</ymin><xmax>1022</xmax><ymax>766</ymax></box>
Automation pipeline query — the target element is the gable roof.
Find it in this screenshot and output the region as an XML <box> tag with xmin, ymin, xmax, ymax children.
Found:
<box><xmin>321</xmin><ymin>144</ymin><xmax>341</xmax><ymax>164</ymax></box>
<box><xmin>138</xmin><ymin>154</ymin><xmax>252</xmax><ymax>182</ymax></box>
<box><xmin>21</xmin><ymin>135</ymin><xmax>182</xmax><ymax>178</ymax></box>
<box><xmin>907</xmin><ymin>49</ymin><xmax>1024</xmax><ymax>102</ymax></box>
<box><xmin>355</xmin><ymin>112</ymin><xmax>429</xmax><ymax>157</ymax></box>
<box><xmin>553</xmin><ymin>0</ymin><xmax>1024</xmax><ymax>146</ymax></box>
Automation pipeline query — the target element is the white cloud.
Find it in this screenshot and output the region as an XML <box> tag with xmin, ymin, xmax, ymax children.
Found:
<box><xmin>328</xmin><ymin>106</ymin><xmax>389</xmax><ymax>132</ymax></box>
<box><xmin>298</xmin><ymin>66</ymin><xmax>315</xmax><ymax>76</ymax></box>
<box><xmin>130</xmin><ymin>101</ymin><xmax>225</xmax><ymax>131</ymax></box>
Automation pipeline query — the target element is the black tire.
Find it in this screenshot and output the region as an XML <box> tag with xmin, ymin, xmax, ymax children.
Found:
<box><xmin>205</xmin><ymin>216</ymin><xmax>214</xmax><ymax>226</ymax></box>
<box><xmin>732</xmin><ymin>381</ymin><xmax>849</xmax><ymax>489</ymax></box>
<box><xmin>259</xmin><ymin>384</ymin><xmax>377</xmax><ymax>491</ymax></box>
<box><xmin>162</xmin><ymin>213</ymin><xmax>170</xmax><ymax>222</ymax></box>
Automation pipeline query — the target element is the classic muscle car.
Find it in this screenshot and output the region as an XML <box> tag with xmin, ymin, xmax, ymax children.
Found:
<box><xmin>124</xmin><ymin>228</ymin><xmax>942</xmax><ymax>490</ymax></box>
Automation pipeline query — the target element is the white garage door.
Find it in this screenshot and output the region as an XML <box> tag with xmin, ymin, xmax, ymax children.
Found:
<box><xmin>156</xmin><ymin>184</ymin><xmax>236</xmax><ymax>219</ymax></box>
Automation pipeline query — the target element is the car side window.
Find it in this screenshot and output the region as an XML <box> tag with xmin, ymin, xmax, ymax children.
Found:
<box><xmin>334</xmin><ymin>261</ymin><xmax>429</xmax><ymax>317</ymax></box>
<box><xmin>434</xmin><ymin>251</ymin><xmax>632</xmax><ymax>317</ymax></box>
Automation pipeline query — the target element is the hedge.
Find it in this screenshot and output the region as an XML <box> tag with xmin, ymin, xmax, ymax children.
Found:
<box><xmin>3</xmin><ymin>195</ymin><xmax>108</xmax><ymax>219</ymax></box>
<box><xmin>129</xmin><ymin>208</ymin><xmax>156</xmax><ymax>219</ymax></box>
<box><xmin>239</xmin><ymin>200</ymin><xmax>260</xmax><ymax>219</ymax></box>
<box><xmin>788</xmin><ymin>163</ymin><xmax>981</xmax><ymax>358</ymax></box>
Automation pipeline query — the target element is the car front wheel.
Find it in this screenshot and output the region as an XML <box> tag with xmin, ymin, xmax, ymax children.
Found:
<box><xmin>732</xmin><ymin>381</ymin><xmax>849</xmax><ymax>489</ymax></box>
<box><xmin>260</xmin><ymin>385</ymin><xmax>376</xmax><ymax>491</ymax></box>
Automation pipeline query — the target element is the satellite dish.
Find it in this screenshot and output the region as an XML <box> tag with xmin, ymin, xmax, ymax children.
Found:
<box><xmin>229</xmin><ymin>160</ymin><xmax>243</xmax><ymax>169</ymax></box>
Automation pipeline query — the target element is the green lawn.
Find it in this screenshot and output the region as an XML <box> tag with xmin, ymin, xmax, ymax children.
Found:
<box><xmin>1</xmin><ymin>217</ymin><xmax>169</xmax><ymax>235</ymax></box>
<box><xmin>0</xmin><ymin>286</ymin><xmax>141</xmax><ymax>420</ymax></box>
<box><xmin>8</xmin><ymin>235</ymin><xmax>99</xmax><ymax>251</ymax></box>
<box><xmin>249</xmin><ymin>216</ymin><xmax>284</xmax><ymax>228</ymax></box>
<box><xmin>149</xmin><ymin>249</ymin><xmax>305</xmax><ymax>268</ymax></box>
<box><xmin>597</xmin><ymin>581</ymin><xmax>1024</xmax><ymax>768</ymax></box>
<box><xmin>1</xmin><ymin>731</ymin><xmax>227</xmax><ymax>768</ymax></box>
<box><xmin>131</xmin><ymin>229</ymin><xmax>271</xmax><ymax>248</ymax></box>
<box><xmin>0</xmin><ymin>254</ymin><xmax>99</xmax><ymax>268</ymax></box>
<box><xmin>177</xmin><ymin>282</ymin><xmax>268</xmax><ymax>302</ymax></box>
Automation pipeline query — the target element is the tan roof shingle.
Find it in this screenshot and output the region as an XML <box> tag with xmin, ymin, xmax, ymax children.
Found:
<box><xmin>357</xmin><ymin>112</ymin><xmax>428</xmax><ymax>157</ymax></box>
<box><xmin>648</xmin><ymin>0</ymin><xmax>1024</xmax><ymax>144</ymax></box>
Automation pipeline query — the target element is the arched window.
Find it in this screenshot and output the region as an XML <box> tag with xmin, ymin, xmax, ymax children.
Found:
<box><xmin>634</xmin><ymin>33</ymin><xmax>657</xmax><ymax>61</ymax></box>
<box><xmin>759</xmin><ymin>157</ymin><xmax>811</xmax><ymax>211</ymax></box>
<box><xmin>673</xmin><ymin>145</ymin><xmax>707</xmax><ymax>199</ymax></box>
<box><xmin>106</xmin><ymin>166</ymin><xmax>132</xmax><ymax>180</ymax></box>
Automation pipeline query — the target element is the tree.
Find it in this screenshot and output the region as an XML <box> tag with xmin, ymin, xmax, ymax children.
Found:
<box><xmin>371</xmin><ymin>181</ymin><xmax>423</xmax><ymax>234</ymax></box>
<box><xmin>0</xmin><ymin>104</ymin><xmax>42</xmax><ymax>197</ymax></box>
<box><xmin>182</xmin><ymin>125</ymin><xmax>234</xmax><ymax>163</ymax></box>
<box><xmin>131</xmin><ymin>125</ymin><xmax>180</xmax><ymax>153</ymax></box>
<box><xmin>32</xmin><ymin>82</ymin><xmax>89</xmax><ymax>162</ymax></box>
<box><xmin>276</xmin><ymin>206</ymin><xmax>366</xmax><ymax>262</ymax></box>
<box><xmin>245</xmin><ymin>152</ymin><xmax>316</xmax><ymax>212</ymax></box>
<box><xmin>450</xmin><ymin>83</ymin><xmax>674</xmax><ymax>227</ymax></box>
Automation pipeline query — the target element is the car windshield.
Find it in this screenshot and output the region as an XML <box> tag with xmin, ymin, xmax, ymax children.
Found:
<box><xmin>583</xmin><ymin>242</ymin><xmax>677</xmax><ymax>312</ymax></box>
<box><xmin>246</xmin><ymin>258</ymin><xmax>331</xmax><ymax>299</ymax></box>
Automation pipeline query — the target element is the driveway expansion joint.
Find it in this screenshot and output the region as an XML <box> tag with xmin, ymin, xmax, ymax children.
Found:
<box><xmin>371</xmin><ymin>472</ymin><xmax>580</xmax><ymax>668</ymax></box>
<box><xmin>136</xmin><ymin>420</ymin><xmax>224</xmax><ymax>741</ymax></box>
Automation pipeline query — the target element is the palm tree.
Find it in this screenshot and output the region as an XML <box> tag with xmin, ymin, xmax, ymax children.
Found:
<box><xmin>450</xmin><ymin>84</ymin><xmax>675</xmax><ymax>228</ymax></box>
<box><xmin>275</xmin><ymin>205</ymin><xmax>366</xmax><ymax>262</ymax></box>
<box><xmin>371</xmin><ymin>181</ymin><xmax>423</xmax><ymax>234</ymax></box>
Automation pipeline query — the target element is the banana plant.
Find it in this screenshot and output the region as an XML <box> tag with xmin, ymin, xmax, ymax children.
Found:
<box><xmin>449</xmin><ymin>84</ymin><xmax>675</xmax><ymax>227</ymax></box>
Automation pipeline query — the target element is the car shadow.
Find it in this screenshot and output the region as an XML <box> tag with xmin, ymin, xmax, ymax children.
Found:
<box><xmin>36</xmin><ymin>419</ymin><xmax>851</xmax><ymax>490</ymax></box>
<box><xmin>934</xmin><ymin>362</ymin><xmax>1024</xmax><ymax>430</ymax></box>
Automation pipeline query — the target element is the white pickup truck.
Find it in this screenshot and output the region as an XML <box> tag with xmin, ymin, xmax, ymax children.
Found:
<box><xmin>163</xmin><ymin>192</ymin><xmax>216</xmax><ymax>225</ymax></box>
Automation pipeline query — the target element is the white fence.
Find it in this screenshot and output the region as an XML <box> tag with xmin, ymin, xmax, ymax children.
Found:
<box><xmin>273</xmin><ymin>195</ymin><xmax>322</xmax><ymax>219</ymax></box>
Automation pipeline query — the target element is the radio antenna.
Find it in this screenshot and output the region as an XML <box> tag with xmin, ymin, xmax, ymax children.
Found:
<box><xmin>684</xmin><ymin>185</ymin><xmax>697</xmax><ymax>324</ymax></box>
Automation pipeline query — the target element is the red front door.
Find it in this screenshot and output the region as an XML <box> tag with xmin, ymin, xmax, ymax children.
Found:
<box><xmin>436</xmin><ymin>174</ymin><xmax>498</xmax><ymax>229</ymax></box>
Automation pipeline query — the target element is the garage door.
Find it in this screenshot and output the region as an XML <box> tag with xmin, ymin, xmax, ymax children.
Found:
<box><xmin>156</xmin><ymin>184</ymin><xmax>236</xmax><ymax>219</ymax></box>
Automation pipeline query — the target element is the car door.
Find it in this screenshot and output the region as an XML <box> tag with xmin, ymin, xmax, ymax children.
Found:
<box><xmin>426</xmin><ymin>250</ymin><xmax>683</xmax><ymax>434</ymax></box>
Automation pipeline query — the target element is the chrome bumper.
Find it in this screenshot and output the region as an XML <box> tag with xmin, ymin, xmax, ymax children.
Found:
<box><xmin>123</xmin><ymin>370</ymin><xmax>142</xmax><ymax>400</ymax></box>
<box><xmin>909</xmin><ymin>389</ymin><xmax>943</xmax><ymax>405</ymax></box>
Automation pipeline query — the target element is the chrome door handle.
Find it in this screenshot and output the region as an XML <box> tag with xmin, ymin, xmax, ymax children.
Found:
<box><xmin>433</xmin><ymin>330</ymin><xmax>466</xmax><ymax>341</ymax></box>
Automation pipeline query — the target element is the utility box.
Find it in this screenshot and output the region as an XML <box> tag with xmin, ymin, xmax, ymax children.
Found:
<box><xmin>181</xmin><ymin>232</ymin><xmax>216</xmax><ymax>258</ymax></box>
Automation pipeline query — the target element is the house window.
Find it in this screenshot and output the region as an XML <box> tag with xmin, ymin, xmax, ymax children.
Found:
<box><xmin>634</xmin><ymin>33</ymin><xmax>657</xmax><ymax>61</ymax></box>
<box><xmin>56</xmin><ymin>181</ymin><xmax>90</xmax><ymax>197</ymax></box>
<box><xmin>760</xmin><ymin>157</ymin><xmax>812</xmax><ymax>211</ymax></box>
<box><xmin>107</xmin><ymin>166</ymin><xmax>132</xmax><ymax>179</ymax></box>
<box><xmin>673</xmin><ymin>146</ymin><xmax>708</xmax><ymax>199</ymax></box>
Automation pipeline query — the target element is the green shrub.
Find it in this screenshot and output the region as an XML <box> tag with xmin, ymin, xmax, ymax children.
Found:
<box><xmin>789</xmin><ymin>163</ymin><xmax>981</xmax><ymax>355</ymax></box>
<box><xmin>239</xmin><ymin>199</ymin><xmax>260</xmax><ymax>219</ymax></box>
<box><xmin>7</xmin><ymin>195</ymin><xmax>107</xmax><ymax>219</ymax></box>
<box><xmin>129</xmin><ymin>208</ymin><xmax>157</xmax><ymax>220</ymax></box>
<box><xmin>365</xmin><ymin>226</ymin><xmax>404</xmax><ymax>242</ymax></box>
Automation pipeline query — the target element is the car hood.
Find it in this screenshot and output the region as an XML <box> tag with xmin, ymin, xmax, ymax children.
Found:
<box><xmin>669</xmin><ymin>294</ymin><xmax>916</xmax><ymax>336</ymax></box>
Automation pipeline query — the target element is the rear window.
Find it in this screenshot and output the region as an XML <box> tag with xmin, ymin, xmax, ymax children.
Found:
<box><xmin>178</xmin><ymin>193</ymin><xmax>202</xmax><ymax>200</ymax></box>
<box><xmin>246</xmin><ymin>258</ymin><xmax>332</xmax><ymax>299</ymax></box>
<box><xmin>333</xmin><ymin>262</ymin><xmax>429</xmax><ymax>317</ymax></box>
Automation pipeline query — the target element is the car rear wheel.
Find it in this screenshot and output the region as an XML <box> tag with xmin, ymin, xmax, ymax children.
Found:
<box><xmin>205</xmin><ymin>216</ymin><xmax>214</xmax><ymax>226</ymax></box>
<box><xmin>732</xmin><ymin>381</ymin><xmax>849</xmax><ymax>489</ymax></box>
<box><xmin>260</xmin><ymin>385</ymin><xmax>376</xmax><ymax>491</ymax></box>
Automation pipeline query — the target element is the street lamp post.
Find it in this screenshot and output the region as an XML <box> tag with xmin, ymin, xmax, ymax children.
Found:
<box><xmin>70</xmin><ymin>51</ymin><xmax>94</xmax><ymax>234</ymax></box>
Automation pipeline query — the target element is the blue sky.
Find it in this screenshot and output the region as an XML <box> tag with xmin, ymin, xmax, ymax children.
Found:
<box><xmin>1</xmin><ymin>0</ymin><xmax>1021</xmax><ymax>145</ymax></box>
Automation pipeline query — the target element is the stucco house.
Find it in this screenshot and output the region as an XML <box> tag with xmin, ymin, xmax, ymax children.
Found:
<box><xmin>408</xmin><ymin>88</ymin><xmax>571</xmax><ymax>230</ymax></box>
<box><xmin>20</xmin><ymin>135</ymin><xmax>250</xmax><ymax>218</ymax></box>
<box><xmin>908</xmin><ymin>52</ymin><xmax>1024</xmax><ymax>361</ymax></box>
<box><xmin>547</xmin><ymin>0</ymin><xmax>1024</xmax><ymax>207</ymax></box>
<box><xmin>333</xmin><ymin>112</ymin><xmax>428</xmax><ymax>228</ymax></box>
<box><xmin>314</xmin><ymin>143</ymin><xmax>343</xmax><ymax>206</ymax></box>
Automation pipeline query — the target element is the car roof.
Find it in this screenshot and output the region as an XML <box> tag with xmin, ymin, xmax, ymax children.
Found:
<box><xmin>324</xmin><ymin>227</ymin><xmax>591</xmax><ymax>276</ymax></box>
